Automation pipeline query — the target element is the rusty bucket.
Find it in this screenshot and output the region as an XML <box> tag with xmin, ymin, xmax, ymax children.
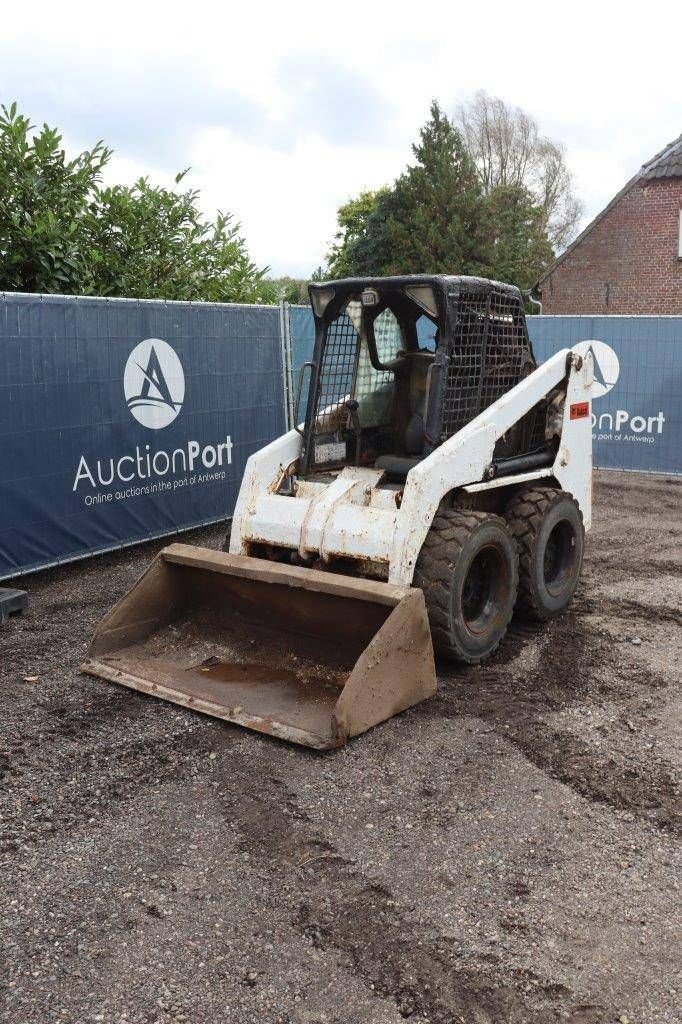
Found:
<box><xmin>82</xmin><ymin>544</ymin><xmax>436</xmax><ymax>749</ymax></box>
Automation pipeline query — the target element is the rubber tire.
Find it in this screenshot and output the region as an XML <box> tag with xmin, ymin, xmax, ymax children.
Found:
<box><xmin>414</xmin><ymin>509</ymin><xmax>519</xmax><ymax>664</ymax></box>
<box><xmin>505</xmin><ymin>487</ymin><xmax>584</xmax><ymax>621</ymax></box>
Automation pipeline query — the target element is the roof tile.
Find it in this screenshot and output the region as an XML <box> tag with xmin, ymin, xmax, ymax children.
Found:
<box><xmin>640</xmin><ymin>134</ymin><xmax>682</xmax><ymax>180</ymax></box>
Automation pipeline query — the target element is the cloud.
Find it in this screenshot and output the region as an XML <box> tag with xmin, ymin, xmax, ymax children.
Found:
<box><xmin>0</xmin><ymin>49</ymin><xmax>269</xmax><ymax>168</ymax></box>
<box><xmin>276</xmin><ymin>52</ymin><xmax>395</xmax><ymax>145</ymax></box>
<box><xmin>1</xmin><ymin>0</ymin><xmax>681</xmax><ymax>275</ymax></box>
<box><xmin>192</xmin><ymin>130</ymin><xmax>407</xmax><ymax>277</ymax></box>
<box><xmin>1</xmin><ymin>43</ymin><xmax>395</xmax><ymax>167</ymax></box>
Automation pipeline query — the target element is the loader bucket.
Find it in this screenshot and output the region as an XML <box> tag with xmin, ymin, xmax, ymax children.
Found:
<box><xmin>82</xmin><ymin>543</ymin><xmax>436</xmax><ymax>749</ymax></box>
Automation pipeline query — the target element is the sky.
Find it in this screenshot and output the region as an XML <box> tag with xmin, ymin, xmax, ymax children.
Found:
<box><xmin>2</xmin><ymin>0</ymin><xmax>681</xmax><ymax>277</ymax></box>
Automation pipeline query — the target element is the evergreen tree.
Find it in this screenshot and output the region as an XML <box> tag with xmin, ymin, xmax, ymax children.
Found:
<box><xmin>482</xmin><ymin>184</ymin><xmax>554</xmax><ymax>291</ymax></box>
<box><xmin>337</xmin><ymin>102</ymin><xmax>490</xmax><ymax>277</ymax></box>
<box><xmin>323</xmin><ymin>101</ymin><xmax>557</xmax><ymax>293</ymax></box>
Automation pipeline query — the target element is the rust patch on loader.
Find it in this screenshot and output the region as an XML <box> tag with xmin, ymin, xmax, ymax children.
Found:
<box><xmin>82</xmin><ymin>544</ymin><xmax>436</xmax><ymax>749</ymax></box>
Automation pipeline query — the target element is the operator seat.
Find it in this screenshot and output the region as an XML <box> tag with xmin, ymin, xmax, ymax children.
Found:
<box><xmin>375</xmin><ymin>350</ymin><xmax>432</xmax><ymax>478</ymax></box>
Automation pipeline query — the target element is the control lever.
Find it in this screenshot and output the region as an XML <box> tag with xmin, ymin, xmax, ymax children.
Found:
<box><xmin>345</xmin><ymin>400</ymin><xmax>362</xmax><ymax>466</ymax></box>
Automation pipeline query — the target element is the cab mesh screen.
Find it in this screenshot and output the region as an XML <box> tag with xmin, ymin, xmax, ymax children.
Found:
<box><xmin>309</xmin><ymin>308</ymin><xmax>358</xmax><ymax>467</ymax></box>
<box><xmin>442</xmin><ymin>286</ymin><xmax>537</xmax><ymax>440</ymax></box>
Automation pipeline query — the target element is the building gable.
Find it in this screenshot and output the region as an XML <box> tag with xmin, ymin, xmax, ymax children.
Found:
<box><xmin>537</xmin><ymin>135</ymin><xmax>682</xmax><ymax>315</ymax></box>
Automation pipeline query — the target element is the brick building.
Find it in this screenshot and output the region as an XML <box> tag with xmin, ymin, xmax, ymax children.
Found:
<box><xmin>537</xmin><ymin>135</ymin><xmax>682</xmax><ymax>314</ymax></box>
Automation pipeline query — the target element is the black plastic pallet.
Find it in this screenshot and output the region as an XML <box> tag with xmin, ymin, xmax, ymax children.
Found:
<box><xmin>0</xmin><ymin>588</ymin><xmax>28</xmax><ymax>623</ymax></box>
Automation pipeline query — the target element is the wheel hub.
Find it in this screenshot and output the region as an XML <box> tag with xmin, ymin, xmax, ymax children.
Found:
<box><xmin>543</xmin><ymin>519</ymin><xmax>576</xmax><ymax>595</ymax></box>
<box><xmin>462</xmin><ymin>546</ymin><xmax>503</xmax><ymax>634</ymax></box>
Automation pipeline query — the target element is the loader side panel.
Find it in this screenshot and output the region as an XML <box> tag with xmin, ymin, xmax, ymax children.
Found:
<box><xmin>335</xmin><ymin>590</ymin><xmax>436</xmax><ymax>739</ymax></box>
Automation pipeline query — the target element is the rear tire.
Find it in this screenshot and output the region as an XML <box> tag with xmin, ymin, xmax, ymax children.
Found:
<box><xmin>414</xmin><ymin>510</ymin><xmax>518</xmax><ymax>664</ymax></box>
<box><xmin>505</xmin><ymin>487</ymin><xmax>584</xmax><ymax>621</ymax></box>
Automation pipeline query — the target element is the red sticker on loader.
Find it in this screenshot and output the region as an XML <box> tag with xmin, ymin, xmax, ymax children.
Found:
<box><xmin>570</xmin><ymin>402</ymin><xmax>590</xmax><ymax>420</ymax></box>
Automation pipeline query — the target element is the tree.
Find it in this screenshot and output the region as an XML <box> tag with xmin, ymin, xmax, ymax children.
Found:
<box><xmin>338</xmin><ymin>102</ymin><xmax>490</xmax><ymax>277</ymax></box>
<box><xmin>325</xmin><ymin>190</ymin><xmax>387</xmax><ymax>278</ymax></box>
<box><xmin>455</xmin><ymin>90</ymin><xmax>583</xmax><ymax>252</ymax></box>
<box><xmin>0</xmin><ymin>103</ymin><xmax>270</xmax><ymax>303</ymax></box>
<box><xmin>87</xmin><ymin>173</ymin><xmax>271</xmax><ymax>303</ymax></box>
<box><xmin>0</xmin><ymin>103</ymin><xmax>110</xmax><ymax>293</ymax></box>
<box><xmin>324</xmin><ymin>99</ymin><xmax>566</xmax><ymax>290</ymax></box>
<box><xmin>260</xmin><ymin>277</ymin><xmax>310</xmax><ymax>304</ymax></box>
<box><xmin>482</xmin><ymin>184</ymin><xmax>554</xmax><ymax>291</ymax></box>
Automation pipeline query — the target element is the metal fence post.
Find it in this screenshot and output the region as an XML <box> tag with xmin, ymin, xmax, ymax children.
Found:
<box><xmin>279</xmin><ymin>299</ymin><xmax>294</xmax><ymax>430</ymax></box>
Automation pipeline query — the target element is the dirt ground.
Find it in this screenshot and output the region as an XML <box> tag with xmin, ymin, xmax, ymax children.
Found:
<box><xmin>1</xmin><ymin>471</ymin><xmax>680</xmax><ymax>1024</ymax></box>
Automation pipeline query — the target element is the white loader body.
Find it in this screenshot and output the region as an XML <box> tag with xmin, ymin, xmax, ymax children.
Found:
<box><xmin>230</xmin><ymin>347</ymin><xmax>594</xmax><ymax>587</ymax></box>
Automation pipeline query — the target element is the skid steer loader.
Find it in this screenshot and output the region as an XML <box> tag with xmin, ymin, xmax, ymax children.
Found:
<box><xmin>84</xmin><ymin>275</ymin><xmax>593</xmax><ymax>749</ymax></box>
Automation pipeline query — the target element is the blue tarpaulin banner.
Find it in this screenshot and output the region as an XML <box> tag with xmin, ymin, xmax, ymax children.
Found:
<box><xmin>0</xmin><ymin>293</ymin><xmax>285</xmax><ymax>580</ymax></box>
<box><xmin>2</xmin><ymin>297</ymin><xmax>679</xmax><ymax>581</ymax></box>
<box><xmin>527</xmin><ymin>316</ymin><xmax>681</xmax><ymax>476</ymax></box>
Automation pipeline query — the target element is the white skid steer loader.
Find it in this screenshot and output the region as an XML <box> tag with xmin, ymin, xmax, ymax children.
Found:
<box><xmin>84</xmin><ymin>276</ymin><xmax>593</xmax><ymax>749</ymax></box>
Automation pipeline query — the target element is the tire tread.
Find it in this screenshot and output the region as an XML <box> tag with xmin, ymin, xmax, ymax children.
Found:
<box><xmin>505</xmin><ymin>486</ymin><xmax>583</xmax><ymax>620</ymax></box>
<box><xmin>414</xmin><ymin>509</ymin><xmax>516</xmax><ymax>664</ymax></box>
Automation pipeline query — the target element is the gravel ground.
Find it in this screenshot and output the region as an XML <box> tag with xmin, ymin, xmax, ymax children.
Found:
<box><xmin>1</xmin><ymin>471</ymin><xmax>680</xmax><ymax>1024</ymax></box>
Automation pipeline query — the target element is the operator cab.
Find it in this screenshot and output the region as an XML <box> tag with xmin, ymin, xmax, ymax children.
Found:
<box><xmin>298</xmin><ymin>275</ymin><xmax>544</xmax><ymax>483</ymax></box>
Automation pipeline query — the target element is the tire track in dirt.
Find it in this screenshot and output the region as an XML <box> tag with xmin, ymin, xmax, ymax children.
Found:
<box><xmin>599</xmin><ymin>597</ymin><xmax>682</xmax><ymax>627</ymax></box>
<box><xmin>587</xmin><ymin>555</ymin><xmax>682</xmax><ymax>581</ymax></box>
<box><xmin>499</xmin><ymin>718</ymin><xmax>679</xmax><ymax>831</ymax></box>
<box><xmin>216</xmin><ymin>752</ymin><xmax>606</xmax><ymax>1024</ymax></box>
<box><xmin>430</xmin><ymin>605</ymin><xmax>680</xmax><ymax>832</ymax></box>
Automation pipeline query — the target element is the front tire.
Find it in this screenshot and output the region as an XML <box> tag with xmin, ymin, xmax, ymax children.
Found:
<box><xmin>505</xmin><ymin>487</ymin><xmax>584</xmax><ymax>621</ymax></box>
<box><xmin>414</xmin><ymin>510</ymin><xmax>518</xmax><ymax>664</ymax></box>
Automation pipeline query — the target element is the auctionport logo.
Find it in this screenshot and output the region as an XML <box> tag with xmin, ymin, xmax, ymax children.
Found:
<box><xmin>124</xmin><ymin>338</ymin><xmax>185</xmax><ymax>429</ymax></box>
<box><xmin>73</xmin><ymin>336</ymin><xmax>234</xmax><ymax>499</ymax></box>
<box><xmin>574</xmin><ymin>340</ymin><xmax>619</xmax><ymax>399</ymax></box>
<box><xmin>573</xmin><ymin>339</ymin><xmax>666</xmax><ymax>442</ymax></box>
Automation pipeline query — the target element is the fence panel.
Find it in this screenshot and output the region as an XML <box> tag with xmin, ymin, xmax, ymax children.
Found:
<box><xmin>528</xmin><ymin>316</ymin><xmax>681</xmax><ymax>475</ymax></box>
<box><xmin>3</xmin><ymin>299</ymin><xmax>679</xmax><ymax>582</ymax></box>
<box><xmin>0</xmin><ymin>293</ymin><xmax>285</xmax><ymax>580</ymax></box>
<box><xmin>287</xmin><ymin>304</ymin><xmax>316</xmax><ymax>426</ymax></box>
